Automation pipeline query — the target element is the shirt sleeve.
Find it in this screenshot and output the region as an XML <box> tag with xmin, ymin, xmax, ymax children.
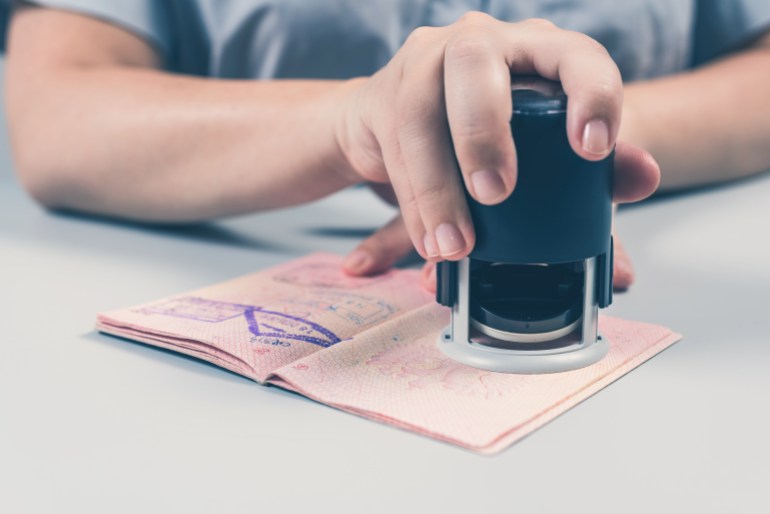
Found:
<box><xmin>0</xmin><ymin>0</ymin><xmax>171</xmax><ymax>60</ymax></box>
<box><xmin>692</xmin><ymin>0</ymin><xmax>770</xmax><ymax>65</ymax></box>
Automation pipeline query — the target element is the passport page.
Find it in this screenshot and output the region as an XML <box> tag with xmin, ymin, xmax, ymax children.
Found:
<box><xmin>97</xmin><ymin>253</ymin><xmax>682</xmax><ymax>454</ymax></box>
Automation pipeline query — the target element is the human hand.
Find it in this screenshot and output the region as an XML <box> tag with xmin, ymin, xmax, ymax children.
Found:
<box><xmin>344</xmin><ymin>142</ymin><xmax>660</xmax><ymax>291</ymax></box>
<box><xmin>337</xmin><ymin>13</ymin><xmax>627</xmax><ymax>264</ymax></box>
<box><xmin>417</xmin><ymin>230</ymin><xmax>636</xmax><ymax>293</ymax></box>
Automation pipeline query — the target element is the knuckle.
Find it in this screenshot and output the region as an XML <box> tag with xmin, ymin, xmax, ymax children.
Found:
<box><xmin>452</xmin><ymin>117</ymin><xmax>507</xmax><ymax>141</ymax></box>
<box><xmin>571</xmin><ymin>31</ymin><xmax>610</xmax><ymax>56</ymax></box>
<box><xmin>360</xmin><ymin>235</ymin><xmax>384</xmax><ymax>254</ymax></box>
<box><xmin>586</xmin><ymin>39</ymin><xmax>611</xmax><ymax>59</ymax></box>
<box><xmin>590</xmin><ymin>79</ymin><xmax>621</xmax><ymax>104</ymax></box>
<box><xmin>577</xmin><ymin>70</ymin><xmax>623</xmax><ymax>110</ymax></box>
<box><xmin>456</xmin><ymin>11</ymin><xmax>494</xmax><ymax>27</ymax></box>
<box><xmin>453</xmin><ymin>129</ymin><xmax>515</xmax><ymax>169</ymax></box>
<box><xmin>453</xmin><ymin>124</ymin><xmax>499</xmax><ymax>143</ymax></box>
<box><xmin>522</xmin><ymin>17</ymin><xmax>557</xmax><ymax>30</ymax></box>
<box><xmin>397</xmin><ymin>195</ymin><xmax>423</xmax><ymax>224</ymax></box>
<box><xmin>405</xmin><ymin>25</ymin><xmax>436</xmax><ymax>47</ymax></box>
<box><xmin>444</xmin><ymin>30</ymin><xmax>496</xmax><ymax>66</ymax></box>
<box><xmin>414</xmin><ymin>180</ymin><xmax>455</xmax><ymax>208</ymax></box>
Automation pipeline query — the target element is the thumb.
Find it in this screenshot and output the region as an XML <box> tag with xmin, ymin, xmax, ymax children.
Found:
<box><xmin>613</xmin><ymin>141</ymin><xmax>661</xmax><ymax>204</ymax></box>
<box><xmin>343</xmin><ymin>214</ymin><xmax>414</xmax><ymax>276</ymax></box>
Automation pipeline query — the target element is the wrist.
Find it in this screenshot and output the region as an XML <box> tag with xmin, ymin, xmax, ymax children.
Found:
<box><xmin>312</xmin><ymin>78</ymin><xmax>363</xmax><ymax>189</ymax></box>
<box><xmin>333</xmin><ymin>76</ymin><xmax>385</xmax><ymax>184</ymax></box>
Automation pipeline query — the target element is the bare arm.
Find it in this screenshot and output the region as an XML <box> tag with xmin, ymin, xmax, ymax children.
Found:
<box><xmin>6</xmin><ymin>8</ymin><xmax>655</xmax><ymax>257</ymax></box>
<box><xmin>5</xmin><ymin>5</ymin><xmax>359</xmax><ymax>222</ymax></box>
<box><xmin>7</xmin><ymin>5</ymin><xmax>659</xmax><ymax>292</ymax></box>
<box><xmin>620</xmin><ymin>31</ymin><xmax>770</xmax><ymax>190</ymax></box>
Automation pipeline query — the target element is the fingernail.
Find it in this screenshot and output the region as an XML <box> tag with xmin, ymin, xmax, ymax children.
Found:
<box><xmin>423</xmin><ymin>232</ymin><xmax>439</xmax><ymax>258</ymax></box>
<box><xmin>434</xmin><ymin>223</ymin><xmax>466</xmax><ymax>257</ymax></box>
<box><xmin>471</xmin><ymin>169</ymin><xmax>506</xmax><ymax>204</ymax></box>
<box><xmin>582</xmin><ymin>119</ymin><xmax>610</xmax><ymax>156</ymax></box>
<box><xmin>343</xmin><ymin>249</ymin><xmax>372</xmax><ymax>274</ymax></box>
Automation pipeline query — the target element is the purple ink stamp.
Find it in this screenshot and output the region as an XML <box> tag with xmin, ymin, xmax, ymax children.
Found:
<box><xmin>136</xmin><ymin>296</ymin><xmax>342</xmax><ymax>348</ymax></box>
<box><xmin>244</xmin><ymin>308</ymin><xmax>341</xmax><ymax>348</ymax></box>
<box><xmin>136</xmin><ymin>296</ymin><xmax>253</xmax><ymax>322</ymax></box>
<box><xmin>283</xmin><ymin>291</ymin><xmax>397</xmax><ymax>327</ymax></box>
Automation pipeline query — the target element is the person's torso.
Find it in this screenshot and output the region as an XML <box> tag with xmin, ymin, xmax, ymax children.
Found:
<box><xmin>164</xmin><ymin>0</ymin><xmax>694</xmax><ymax>81</ymax></box>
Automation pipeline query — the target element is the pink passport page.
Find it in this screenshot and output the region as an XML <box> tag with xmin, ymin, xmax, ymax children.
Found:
<box><xmin>96</xmin><ymin>252</ymin><xmax>682</xmax><ymax>454</ymax></box>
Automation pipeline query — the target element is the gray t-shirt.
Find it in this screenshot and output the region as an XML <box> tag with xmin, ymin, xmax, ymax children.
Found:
<box><xmin>2</xmin><ymin>0</ymin><xmax>770</xmax><ymax>81</ymax></box>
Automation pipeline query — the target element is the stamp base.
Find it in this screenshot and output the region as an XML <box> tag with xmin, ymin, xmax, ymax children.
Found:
<box><xmin>437</xmin><ymin>327</ymin><xmax>609</xmax><ymax>374</ymax></box>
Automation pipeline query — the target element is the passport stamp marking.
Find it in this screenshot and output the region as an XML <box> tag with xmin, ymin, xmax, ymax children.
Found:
<box><xmin>273</xmin><ymin>263</ymin><xmax>389</xmax><ymax>289</ymax></box>
<box><xmin>137</xmin><ymin>296</ymin><xmax>341</xmax><ymax>348</ymax></box>
<box><xmin>137</xmin><ymin>296</ymin><xmax>253</xmax><ymax>322</ymax></box>
<box><xmin>244</xmin><ymin>307</ymin><xmax>342</xmax><ymax>348</ymax></box>
<box><xmin>283</xmin><ymin>291</ymin><xmax>397</xmax><ymax>327</ymax></box>
<box><xmin>367</xmin><ymin>340</ymin><xmax>528</xmax><ymax>399</ymax></box>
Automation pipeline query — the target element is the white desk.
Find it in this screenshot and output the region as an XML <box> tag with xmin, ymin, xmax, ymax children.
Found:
<box><xmin>1</xmin><ymin>170</ymin><xmax>769</xmax><ymax>514</ymax></box>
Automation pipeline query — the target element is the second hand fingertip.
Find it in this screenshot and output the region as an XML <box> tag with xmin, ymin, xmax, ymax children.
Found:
<box><xmin>342</xmin><ymin>249</ymin><xmax>373</xmax><ymax>275</ymax></box>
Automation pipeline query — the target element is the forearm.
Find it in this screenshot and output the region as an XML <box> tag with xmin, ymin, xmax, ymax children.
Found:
<box><xmin>620</xmin><ymin>36</ymin><xmax>770</xmax><ymax>190</ymax></box>
<box><xmin>8</xmin><ymin>66</ymin><xmax>359</xmax><ymax>222</ymax></box>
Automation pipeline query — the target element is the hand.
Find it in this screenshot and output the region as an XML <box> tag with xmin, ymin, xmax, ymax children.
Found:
<box><xmin>344</xmin><ymin>141</ymin><xmax>660</xmax><ymax>291</ymax></box>
<box><xmin>337</xmin><ymin>13</ymin><xmax>626</xmax><ymax>263</ymax></box>
<box><xmin>417</xmin><ymin>231</ymin><xmax>636</xmax><ymax>293</ymax></box>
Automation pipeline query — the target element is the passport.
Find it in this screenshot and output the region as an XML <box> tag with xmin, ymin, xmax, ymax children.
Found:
<box><xmin>97</xmin><ymin>253</ymin><xmax>682</xmax><ymax>454</ymax></box>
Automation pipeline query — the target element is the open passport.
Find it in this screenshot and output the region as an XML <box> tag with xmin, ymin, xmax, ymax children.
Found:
<box><xmin>97</xmin><ymin>253</ymin><xmax>682</xmax><ymax>454</ymax></box>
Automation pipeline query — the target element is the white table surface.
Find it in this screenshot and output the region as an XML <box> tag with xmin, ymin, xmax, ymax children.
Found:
<box><xmin>1</xmin><ymin>166</ymin><xmax>769</xmax><ymax>513</ymax></box>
